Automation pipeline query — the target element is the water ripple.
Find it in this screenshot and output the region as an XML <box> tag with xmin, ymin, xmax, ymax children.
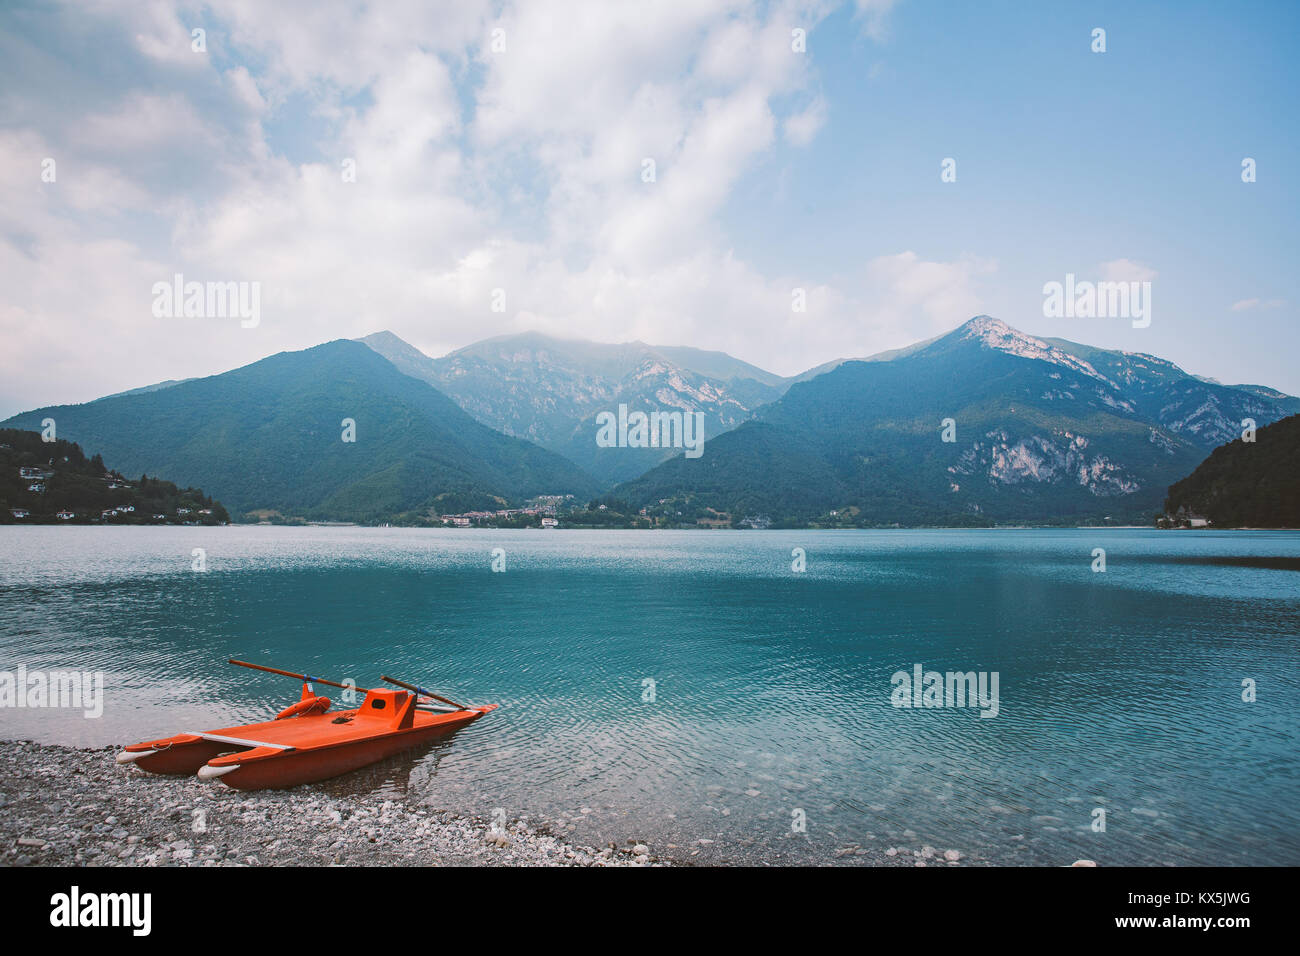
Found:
<box><xmin>1</xmin><ymin>526</ymin><xmax>1297</xmax><ymax>865</ymax></box>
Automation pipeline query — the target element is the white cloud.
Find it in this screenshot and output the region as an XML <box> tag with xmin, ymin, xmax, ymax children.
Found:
<box><xmin>74</xmin><ymin>92</ymin><xmax>217</xmax><ymax>154</ymax></box>
<box><xmin>1230</xmin><ymin>297</ymin><xmax>1285</xmax><ymax>312</ymax></box>
<box><xmin>858</xmin><ymin>251</ymin><xmax>998</xmax><ymax>343</ymax></box>
<box><xmin>854</xmin><ymin>0</ymin><xmax>898</xmax><ymax>40</ymax></box>
<box><xmin>215</xmin><ymin>0</ymin><xmax>492</xmax><ymax>94</ymax></box>
<box><xmin>224</xmin><ymin>66</ymin><xmax>268</xmax><ymax>115</ymax></box>
<box><xmin>0</xmin><ymin>0</ymin><xmax>928</xmax><ymax>412</ymax></box>
<box><xmin>129</xmin><ymin>1</ymin><xmax>206</xmax><ymax>67</ymax></box>
<box><xmin>784</xmin><ymin>95</ymin><xmax>827</xmax><ymax>146</ymax></box>
<box><xmin>1099</xmin><ymin>258</ymin><xmax>1157</xmax><ymax>283</ymax></box>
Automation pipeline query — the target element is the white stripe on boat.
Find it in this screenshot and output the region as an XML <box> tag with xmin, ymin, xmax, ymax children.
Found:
<box><xmin>184</xmin><ymin>732</ymin><xmax>295</xmax><ymax>750</ymax></box>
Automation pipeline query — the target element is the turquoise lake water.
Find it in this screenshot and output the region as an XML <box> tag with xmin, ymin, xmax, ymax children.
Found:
<box><xmin>1</xmin><ymin>526</ymin><xmax>1297</xmax><ymax>865</ymax></box>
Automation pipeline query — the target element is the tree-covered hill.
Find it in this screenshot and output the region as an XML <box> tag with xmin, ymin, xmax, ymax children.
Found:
<box><xmin>1</xmin><ymin>340</ymin><xmax>600</xmax><ymax>523</ymax></box>
<box><xmin>0</xmin><ymin>428</ymin><xmax>228</xmax><ymax>524</ymax></box>
<box><xmin>1163</xmin><ymin>414</ymin><xmax>1300</xmax><ymax>527</ymax></box>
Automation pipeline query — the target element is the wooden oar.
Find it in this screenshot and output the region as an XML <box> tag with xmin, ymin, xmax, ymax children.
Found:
<box><xmin>228</xmin><ymin>659</ymin><xmax>370</xmax><ymax>694</ymax></box>
<box><xmin>380</xmin><ymin>674</ymin><xmax>470</xmax><ymax>711</ymax></box>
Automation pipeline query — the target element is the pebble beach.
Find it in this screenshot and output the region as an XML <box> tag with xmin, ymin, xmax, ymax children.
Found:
<box><xmin>0</xmin><ymin>742</ymin><xmax>666</xmax><ymax>867</ymax></box>
<box><xmin>0</xmin><ymin>742</ymin><xmax>991</xmax><ymax>867</ymax></box>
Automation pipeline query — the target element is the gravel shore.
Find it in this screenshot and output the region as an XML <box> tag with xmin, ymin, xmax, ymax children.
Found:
<box><xmin>0</xmin><ymin>742</ymin><xmax>665</xmax><ymax>867</ymax></box>
<box><xmin>0</xmin><ymin>743</ymin><xmax>997</xmax><ymax>867</ymax></box>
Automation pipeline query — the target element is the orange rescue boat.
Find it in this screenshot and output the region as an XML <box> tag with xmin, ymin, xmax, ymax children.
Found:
<box><xmin>117</xmin><ymin>660</ymin><xmax>497</xmax><ymax>790</ymax></box>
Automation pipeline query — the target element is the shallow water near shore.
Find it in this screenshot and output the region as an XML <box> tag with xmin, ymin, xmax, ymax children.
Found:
<box><xmin>1</xmin><ymin>526</ymin><xmax>1297</xmax><ymax>865</ymax></box>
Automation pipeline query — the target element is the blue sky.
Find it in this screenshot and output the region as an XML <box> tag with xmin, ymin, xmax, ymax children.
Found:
<box><xmin>724</xmin><ymin>0</ymin><xmax>1300</xmax><ymax>383</ymax></box>
<box><xmin>0</xmin><ymin>0</ymin><xmax>1297</xmax><ymax>418</ymax></box>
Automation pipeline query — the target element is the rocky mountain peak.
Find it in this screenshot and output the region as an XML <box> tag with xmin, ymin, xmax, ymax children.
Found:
<box><xmin>954</xmin><ymin>315</ymin><xmax>1113</xmax><ymax>385</ymax></box>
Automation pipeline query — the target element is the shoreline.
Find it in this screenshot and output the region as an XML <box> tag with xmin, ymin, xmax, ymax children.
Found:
<box><xmin>9</xmin><ymin>524</ymin><xmax>1297</xmax><ymax>531</ymax></box>
<box><xmin>0</xmin><ymin>742</ymin><xmax>667</xmax><ymax>867</ymax></box>
<box><xmin>2</xmin><ymin>743</ymin><xmax>980</xmax><ymax>868</ymax></box>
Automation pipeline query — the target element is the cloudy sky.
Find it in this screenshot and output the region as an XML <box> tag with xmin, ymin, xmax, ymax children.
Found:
<box><xmin>1</xmin><ymin>0</ymin><xmax>1297</xmax><ymax>417</ymax></box>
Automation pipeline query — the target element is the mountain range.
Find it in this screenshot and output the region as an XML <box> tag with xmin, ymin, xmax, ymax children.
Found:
<box><xmin>2</xmin><ymin>317</ymin><xmax>1295</xmax><ymax>526</ymax></box>
<box><xmin>615</xmin><ymin>316</ymin><xmax>1300</xmax><ymax>525</ymax></box>
<box><xmin>358</xmin><ymin>330</ymin><xmax>791</xmax><ymax>484</ymax></box>
<box><xmin>2</xmin><ymin>340</ymin><xmax>598</xmax><ymax>522</ymax></box>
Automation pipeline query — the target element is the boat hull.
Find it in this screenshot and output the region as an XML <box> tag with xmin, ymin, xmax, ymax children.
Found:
<box><xmin>129</xmin><ymin>738</ymin><xmax>237</xmax><ymax>776</ymax></box>
<box><xmin>120</xmin><ymin>687</ymin><xmax>497</xmax><ymax>790</ymax></box>
<box><xmin>214</xmin><ymin>712</ymin><xmax>485</xmax><ymax>790</ymax></box>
